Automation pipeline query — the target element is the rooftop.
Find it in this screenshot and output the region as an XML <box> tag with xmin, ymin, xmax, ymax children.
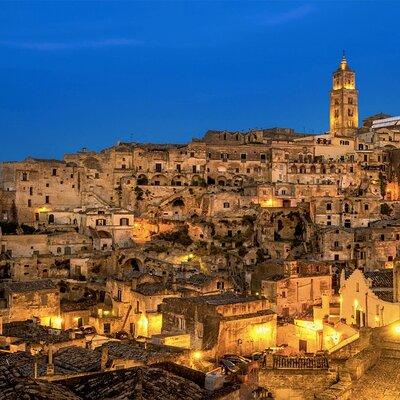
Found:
<box><xmin>4</xmin><ymin>279</ymin><xmax>57</xmax><ymax>293</ymax></box>
<box><xmin>169</xmin><ymin>291</ymin><xmax>263</xmax><ymax>306</ymax></box>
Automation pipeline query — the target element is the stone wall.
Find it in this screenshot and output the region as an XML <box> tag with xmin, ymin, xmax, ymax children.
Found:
<box><xmin>259</xmin><ymin>369</ymin><xmax>337</xmax><ymax>400</ymax></box>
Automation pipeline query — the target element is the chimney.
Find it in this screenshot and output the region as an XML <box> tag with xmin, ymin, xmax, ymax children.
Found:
<box><xmin>394</xmin><ymin>259</ymin><xmax>400</xmax><ymax>303</ymax></box>
<box><xmin>46</xmin><ymin>345</ymin><xmax>54</xmax><ymax>376</ymax></box>
<box><xmin>101</xmin><ymin>347</ymin><xmax>109</xmax><ymax>371</ymax></box>
<box><xmin>34</xmin><ymin>357</ymin><xmax>38</xmax><ymax>379</ymax></box>
<box><xmin>134</xmin><ymin>368</ymin><xmax>143</xmax><ymax>400</ymax></box>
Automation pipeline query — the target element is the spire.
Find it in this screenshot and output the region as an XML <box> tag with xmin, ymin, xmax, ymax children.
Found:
<box><xmin>340</xmin><ymin>50</ymin><xmax>348</xmax><ymax>71</ymax></box>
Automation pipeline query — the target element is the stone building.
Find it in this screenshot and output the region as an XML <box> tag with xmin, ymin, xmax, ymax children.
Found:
<box><xmin>161</xmin><ymin>292</ymin><xmax>277</xmax><ymax>357</ymax></box>
<box><xmin>339</xmin><ymin>267</ymin><xmax>400</xmax><ymax>328</ymax></box>
<box><xmin>0</xmin><ymin>279</ymin><xmax>60</xmax><ymax>325</ymax></box>
<box><xmin>259</xmin><ymin>261</ymin><xmax>332</xmax><ymax>316</ymax></box>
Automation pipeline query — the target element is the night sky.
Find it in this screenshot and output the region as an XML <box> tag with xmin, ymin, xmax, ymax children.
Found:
<box><xmin>1</xmin><ymin>1</ymin><xmax>399</xmax><ymax>161</ymax></box>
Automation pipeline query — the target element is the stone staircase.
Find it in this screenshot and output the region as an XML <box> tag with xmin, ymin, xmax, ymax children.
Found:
<box><xmin>379</xmin><ymin>340</ymin><xmax>400</xmax><ymax>359</ymax></box>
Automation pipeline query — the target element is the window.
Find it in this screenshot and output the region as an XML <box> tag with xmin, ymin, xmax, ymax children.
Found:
<box><xmin>27</xmin><ymin>199</ymin><xmax>32</xmax><ymax>207</ymax></box>
<box><xmin>260</xmin><ymin>154</ymin><xmax>266</xmax><ymax>162</ymax></box>
<box><xmin>364</xmin><ymin>204</ymin><xmax>369</xmax><ymax>211</ymax></box>
<box><xmin>117</xmin><ymin>289</ymin><xmax>122</xmax><ymax>301</ymax></box>
<box><xmin>190</xmin><ymin>152</ymin><xmax>195</xmax><ymax>157</ymax></box>
<box><xmin>240</xmin><ymin>153</ymin><xmax>247</xmax><ymax>162</ymax></box>
<box><xmin>45</xmin><ymin>196</ymin><xmax>50</xmax><ymax>204</ymax></box>
<box><xmin>176</xmin><ymin>164</ymin><xmax>181</xmax><ymax>172</ymax></box>
<box><xmin>380</xmin><ymin>234</ymin><xmax>385</xmax><ymax>241</ymax></box>
<box><xmin>52</xmin><ymin>169</ymin><xmax>57</xmax><ymax>176</ymax></box>
<box><xmin>326</xmin><ymin>203</ymin><xmax>332</xmax><ymax>211</ymax></box>
<box><xmin>334</xmin><ymin>254</ymin><xmax>339</xmax><ymax>261</ymax></box>
<box><xmin>22</xmin><ymin>172</ymin><xmax>28</xmax><ymax>181</ymax></box>
<box><xmin>29</xmin><ymin>187</ymin><xmax>33</xmax><ymax>195</ymax></box>
<box><xmin>192</xmin><ymin>165</ymin><xmax>197</xmax><ymax>173</ymax></box>
<box><xmin>217</xmin><ymin>281</ymin><xmax>225</xmax><ymax>290</ymax></box>
<box><xmin>96</xmin><ymin>219</ymin><xmax>106</xmax><ymax>226</ymax></box>
<box><xmin>356</xmin><ymin>283</ymin><xmax>359</xmax><ymax>292</ymax></box>
<box><xmin>223</xmin><ymin>202</ymin><xmax>230</xmax><ymax>209</ymax></box>
<box><xmin>155</xmin><ymin>163</ymin><xmax>162</xmax><ymax>172</ymax></box>
<box><xmin>120</xmin><ymin>218</ymin><xmax>129</xmax><ymax>226</ymax></box>
<box><xmin>103</xmin><ymin>323</ymin><xmax>111</xmax><ymax>334</ymax></box>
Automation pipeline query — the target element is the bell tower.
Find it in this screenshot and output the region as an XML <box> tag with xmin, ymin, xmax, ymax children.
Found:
<box><xmin>329</xmin><ymin>53</ymin><xmax>358</xmax><ymax>137</ymax></box>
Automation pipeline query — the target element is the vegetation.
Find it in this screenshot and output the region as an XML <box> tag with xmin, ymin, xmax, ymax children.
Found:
<box><xmin>134</xmin><ymin>186</ymin><xmax>144</xmax><ymax>201</ymax></box>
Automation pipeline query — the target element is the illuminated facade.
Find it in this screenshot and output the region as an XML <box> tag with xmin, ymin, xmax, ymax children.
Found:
<box><xmin>330</xmin><ymin>54</ymin><xmax>359</xmax><ymax>137</ymax></box>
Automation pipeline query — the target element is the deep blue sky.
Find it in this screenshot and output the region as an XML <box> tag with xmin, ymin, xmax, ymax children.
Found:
<box><xmin>1</xmin><ymin>1</ymin><xmax>399</xmax><ymax>161</ymax></box>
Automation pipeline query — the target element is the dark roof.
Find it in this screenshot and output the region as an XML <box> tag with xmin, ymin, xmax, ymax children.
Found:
<box><xmin>373</xmin><ymin>290</ymin><xmax>393</xmax><ymax>302</ymax></box>
<box><xmin>364</xmin><ymin>270</ymin><xmax>393</xmax><ymax>288</ymax></box>
<box><xmin>2</xmin><ymin>321</ymin><xmax>70</xmax><ymax>344</ymax></box>
<box><xmin>172</xmin><ymin>292</ymin><xmax>263</xmax><ymax>306</ymax></box>
<box><xmin>176</xmin><ymin>273</ymin><xmax>214</xmax><ymax>287</ymax></box>
<box><xmin>58</xmin><ymin>366</ymin><xmax>206</xmax><ymax>400</ymax></box>
<box><xmin>135</xmin><ymin>282</ymin><xmax>173</xmax><ymax>296</ymax></box>
<box><xmin>5</xmin><ymin>279</ymin><xmax>57</xmax><ymax>293</ymax></box>
<box><xmin>0</xmin><ymin>352</ymin><xmax>79</xmax><ymax>399</ymax></box>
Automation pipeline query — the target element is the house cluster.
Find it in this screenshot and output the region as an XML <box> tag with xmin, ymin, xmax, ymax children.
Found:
<box><xmin>1</xmin><ymin>55</ymin><xmax>400</xmax><ymax>398</ymax></box>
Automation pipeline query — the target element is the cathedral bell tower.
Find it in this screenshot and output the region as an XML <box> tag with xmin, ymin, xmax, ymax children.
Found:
<box><xmin>330</xmin><ymin>54</ymin><xmax>359</xmax><ymax>137</ymax></box>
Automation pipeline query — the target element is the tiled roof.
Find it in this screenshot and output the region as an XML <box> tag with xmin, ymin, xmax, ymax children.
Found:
<box><xmin>0</xmin><ymin>353</ymin><xmax>79</xmax><ymax>400</ymax></box>
<box><xmin>58</xmin><ymin>366</ymin><xmax>206</xmax><ymax>400</ymax></box>
<box><xmin>2</xmin><ymin>321</ymin><xmax>70</xmax><ymax>344</ymax></box>
<box><xmin>170</xmin><ymin>291</ymin><xmax>262</xmax><ymax>306</ymax></box>
<box><xmin>135</xmin><ymin>282</ymin><xmax>172</xmax><ymax>296</ymax></box>
<box><xmin>364</xmin><ymin>270</ymin><xmax>393</xmax><ymax>288</ymax></box>
<box><xmin>373</xmin><ymin>289</ymin><xmax>394</xmax><ymax>302</ymax></box>
<box><xmin>5</xmin><ymin>279</ymin><xmax>57</xmax><ymax>293</ymax></box>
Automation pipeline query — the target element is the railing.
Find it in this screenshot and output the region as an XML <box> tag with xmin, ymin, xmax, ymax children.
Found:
<box><xmin>272</xmin><ymin>355</ymin><xmax>329</xmax><ymax>370</ymax></box>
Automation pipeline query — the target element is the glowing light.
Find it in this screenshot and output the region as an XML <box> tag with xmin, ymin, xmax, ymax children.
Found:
<box><xmin>260</xmin><ymin>198</ymin><xmax>280</xmax><ymax>208</ymax></box>
<box><xmin>394</xmin><ymin>325</ymin><xmax>400</xmax><ymax>335</ymax></box>
<box><xmin>38</xmin><ymin>207</ymin><xmax>49</xmax><ymax>213</ymax></box>
<box><xmin>138</xmin><ymin>313</ymin><xmax>149</xmax><ymax>336</ymax></box>
<box><xmin>374</xmin><ymin>315</ymin><xmax>380</xmax><ymax>322</ymax></box>
<box><xmin>192</xmin><ymin>351</ymin><xmax>202</xmax><ymax>361</ymax></box>
<box><xmin>330</xmin><ymin>332</ymin><xmax>340</xmax><ymax>345</ymax></box>
<box><xmin>51</xmin><ymin>316</ymin><xmax>63</xmax><ymax>329</ymax></box>
<box><xmin>103</xmin><ymin>310</ymin><xmax>110</xmax><ymax>316</ymax></box>
<box><xmin>251</xmin><ymin>323</ymin><xmax>271</xmax><ymax>339</ymax></box>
